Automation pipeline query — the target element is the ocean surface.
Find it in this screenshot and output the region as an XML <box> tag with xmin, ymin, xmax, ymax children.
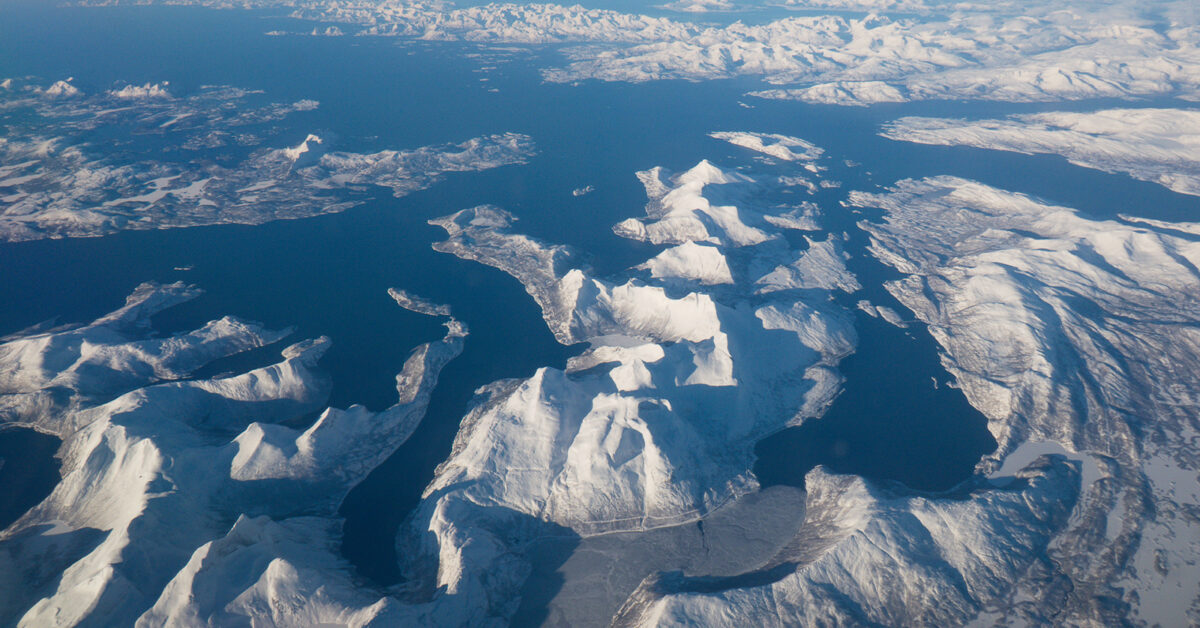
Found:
<box><xmin>2</xmin><ymin>1</ymin><xmax>1195</xmax><ymax>588</ymax></box>
<box><xmin>0</xmin><ymin>427</ymin><xmax>61</xmax><ymax>531</ymax></box>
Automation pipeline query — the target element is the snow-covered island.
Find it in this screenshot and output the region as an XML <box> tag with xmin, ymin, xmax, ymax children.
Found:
<box><xmin>0</xmin><ymin>282</ymin><xmax>467</xmax><ymax>625</ymax></box>
<box><xmin>0</xmin><ymin>80</ymin><xmax>534</xmax><ymax>241</ymax></box>
<box><xmin>78</xmin><ymin>0</ymin><xmax>1200</xmax><ymax>105</ymax></box>
<box><xmin>3</xmin><ymin>0</ymin><xmax>1200</xmax><ymax>622</ymax></box>
<box><xmin>881</xmin><ymin>109</ymin><xmax>1200</xmax><ymax>196</ymax></box>
<box><xmin>4</xmin><ymin>116</ymin><xmax>1200</xmax><ymax>624</ymax></box>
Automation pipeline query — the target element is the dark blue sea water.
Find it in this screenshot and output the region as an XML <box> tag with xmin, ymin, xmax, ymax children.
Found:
<box><xmin>0</xmin><ymin>427</ymin><xmax>61</xmax><ymax>531</ymax></box>
<box><xmin>2</xmin><ymin>1</ymin><xmax>1197</xmax><ymax>591</ymax></box>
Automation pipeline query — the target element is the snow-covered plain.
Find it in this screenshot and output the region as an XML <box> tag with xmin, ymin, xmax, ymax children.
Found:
<box><xmin>882</xmin><ymin>108</ymin><xmax>1200</xmax><ymax>196</ymax></box>
<box><xmin>0</xmin><ymin>80</ymin><xmax>534</xmax><ymax>241</ymax></box>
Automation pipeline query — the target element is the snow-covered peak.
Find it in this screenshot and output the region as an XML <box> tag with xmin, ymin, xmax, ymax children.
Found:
<box><xmin>673</xmin><ymin>158</ymin><xmax>750</xmax><ymax>187</ymax></box>
<box><xmin>853</xmin><ymin>176</ymin><xmax>1200</xmax><ymax>624</ymax></box>
<box><xmin>636</xmin><ymin>241</ymin><xmax>734</xmax><ymax>286</ymax></box>
<box><xmin>108</xmin><ymin>81</ymin><xmax>172</xmax><ymax>99</ymax></box>
<box><xmin>282</xmin><ymin>133</ymin><xmax>324</xmax><ymax>162</ymax></box>
<box><xmin>43</xmin><ymin>78</ymin><xmax>80</xmax><ymax>98</ymax></box>
<box><xmin>710</xmin><ymin>131</ymin><xmax>825</xmax><ymax>163</ymax></box>
<box><xmin>659</xmin><ymin>0</ymin><xmax>734</xmax><ymax>13</ymax></box>
<box><xmin>615</xmin><ymin>160</ymin><xmax>771</xmax><ymax>247</ymax></box>
<box><xmin>0</xmin><ymin>283</ymin><xmax>466</xmax><ymax>626</ymax></box>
